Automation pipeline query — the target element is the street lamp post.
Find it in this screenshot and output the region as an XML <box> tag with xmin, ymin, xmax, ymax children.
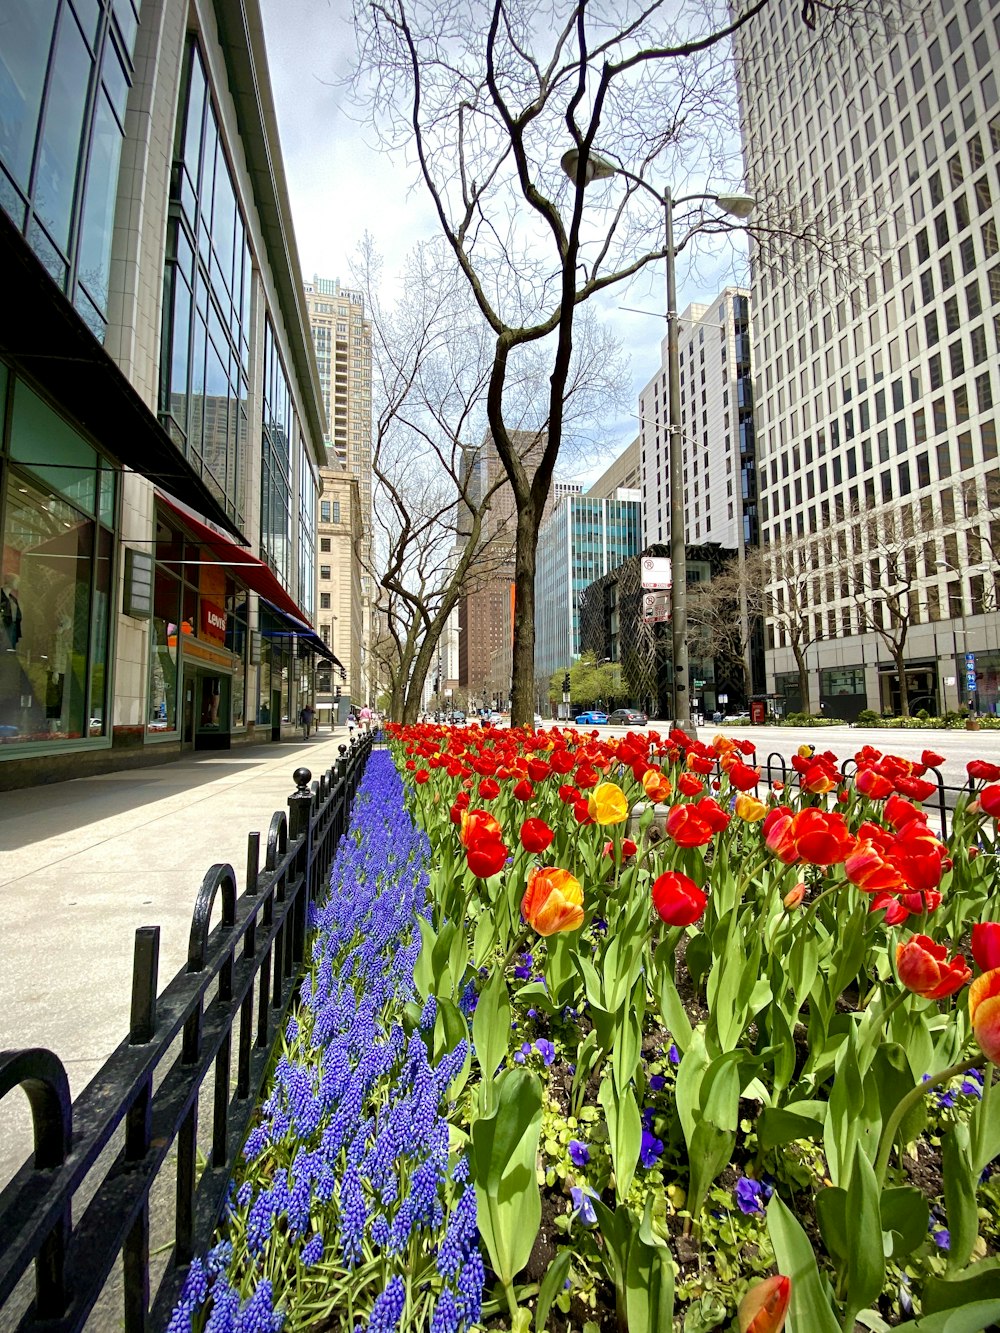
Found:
<box><xmin>936</xmin><ymin>560</ymin><xmax>989</xmax><ymax>713</ymax></box>
<box><xmin>561</xmin><ymin>149</ymin><xmax>753</xmax><ymax>738</ymax></box>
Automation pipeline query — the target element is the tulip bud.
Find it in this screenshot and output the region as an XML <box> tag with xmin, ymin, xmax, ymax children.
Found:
<box><xmin>783</xmin><ymin>883</ymin><xmax>806</xmax><ymax>910</ymax></box>
<box><xmin>738</xmin><ymin>1274</ymin><xmax>791</xmax><ymax>1333</ymax></box>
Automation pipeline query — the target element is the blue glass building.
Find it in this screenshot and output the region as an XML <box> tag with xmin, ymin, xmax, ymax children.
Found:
<box><xmin>534</xmin><ymin>492</ymin><xmax>642</xmax><ymax>685</ymax></box>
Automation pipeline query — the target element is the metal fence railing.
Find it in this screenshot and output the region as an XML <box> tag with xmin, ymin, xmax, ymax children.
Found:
<box><xmin>0</xmin><ymin>736</ymin><xmax>373</xmax><ymax>1332</ymax></box>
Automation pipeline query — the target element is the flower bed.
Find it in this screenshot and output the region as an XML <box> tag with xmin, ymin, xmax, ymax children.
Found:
<box><xmin>173</xmin><ymin>727</ymin><xmax>1000</xmax><ymax>1333</ymax></box>
<box><xmin>169</xmin><ymin>751</ymin><xmax>482</xmax><ymax>1333</ymax></box>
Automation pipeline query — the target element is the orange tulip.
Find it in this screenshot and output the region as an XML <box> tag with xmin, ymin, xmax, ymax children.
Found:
<box><xmin>587</xmin><ymin>782</ymin><xmax>629</xmax><ymax>825</ymax></box>
<box><xmin>738</xmin><ymin>1275</ymin><xmax>791</xmax><ymax>1333</ymax></box>
<box><xmin>521</xmin><ymin>866</ymin><xmax>584</xmax><ymax>936</ymax></box>
<box><xmin>641</xmin><ymin>767</ymin><xmax>672</xmax><ymax>803</ymax></box>
<box><xmin>970</xmin><ymin>967</ymin><xmax>1000</xmax><ymax>1062</ymax></box>
<box><xmin>782</xmin><ymin>882</ymin><xmax>806</xmax><ymax>910</ymax></box>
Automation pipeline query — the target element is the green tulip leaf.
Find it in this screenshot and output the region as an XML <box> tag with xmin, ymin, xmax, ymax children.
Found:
<box><xmin>600</xmin><ymin>1078</ymin><xmax>642</xmax><ymax>1203</ymax></box>
<box><xmin>880</xmin><ymin>1186</ymin><xmax>930</xmax><ymax>1259</ymax></box>
<box><xmin>942</xmin><ymin>1122</ymin><xmax>979</xmax><ymax>1273</ymax></box>
<box><xmin>844</xmin><ymin>1141</ymin><xmax>886</xmax><ymax>1326</ymax></box>
<box><xmin>470</xmin><ymin>1068</ymin><xmax>543</xmax><ymax>1288</ymax></box>
<box><xmin>535</xmin><ymin>1250</ymin><xmax>573</xmax><ymax>1333</ymax></box>
<box><xmin>766</xmin><ymin>1193</ymin><xmax>842</xmax><ymax>1333</ymax></box>
<box><xmin>922</xmin><ymin>1259</ymin><xmax>1000</xmax><ymax>1315</ymax></box>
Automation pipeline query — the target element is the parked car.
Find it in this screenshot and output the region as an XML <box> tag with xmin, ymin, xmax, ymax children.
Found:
<box><xmin>574</xmin><ymin>710</ymin><xmax>608</xmax><ymax>725</ymax></box>
<box><xmin>450</xmin><ymin>710</ymin><xmax>466</xmax><ymax>724</ymax></box>
<box><xmin>607</xmin><ymin>708</ymin><xmax>647</xmax><ymax>727</ymax></box>
<box><xmin>533</xmin><ymin>713</ymin><xmax>544</xmax><ymax>727</ymax></box>
<box><xmin>488</xmin><ymin>710</ymin><xmax>503</xmax><ymax>723</ymax></box>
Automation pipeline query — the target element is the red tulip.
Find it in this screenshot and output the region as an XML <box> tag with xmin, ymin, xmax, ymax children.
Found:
<box><xmin>727</xmin><ymin>760</ymin><xmax>761</xmax><ymax>791</ymax></box>
<box><xmin>478</xmin><ymin>777</ymin><xmax>500</xmax><ymax>801</ymax></box>
<box><xmin>664</xmin><ymin>798</ymin><xmax>729</xmax><ymax>847</ymax></box>
<box><xmin>970</xmin><ymin>967</ymin><xmax>1000</xmax><ymax>1062</ymax></box>
<box><xmin>519</xmin><ymin>818</ymin><xmax>555</xmax><ymax>853</ymax></box>
<box><xmin>921</xmin><ymin>750</ymin><xmax>945</xmax><ymax>768</ymax></box>
<box><xmin>898</xmin><ymin>888</ymin><xmax>942</xmax><ymax>915</ymax></box>
<box><xmin>890</xmin><ymin>821</ymin><xmax>947</xmax><ymax>893</ymax></box>
<box><xmin>896</xmin><ymin>934</ymin><xmax>971</xmax><ymax>1000</ymax></box>
<box><xmin>895</xmin><ymin>775</ymin><xmax>938</xmax><ymax>802</ymax></box>
<box><xmin>764</xmin><ymin>812</ymin><xmax>797</xmax><ymax>864</ymax></box>
<box><xmin>885</xmin><ymin>794</ymin><xmax>923</xmax><ymax>830</ymax></box>
<box><xmin>677</xmin><ymin>772</ymin><xmax>704</xmax><ymax>797</ymax></box>
<box><xmin>460</xmin><ymin>809</ymin><xmax>503</xmax><ymax>847</ymax></box>
<box><xmin>979</xmin><ymin>785</ymin><xmax>1000</xmax><ymax>818</ymax></box>
<box><xmin>512</xmin><ymin>778</ymin><xmax>535</xmax><ymax>801</ymax></box>
<box><xmin>869</xmin><ymin>892</ymin><xmax>910</xmax><ymax>925</ymax></box>
<box><xmin>800</xmin><ymin>760</ymin><xmax>838</xmax><ymax>795</ymax></box>
<box><xmin>972</xmin><ymin>922</ymin><xmax>1000</xmax><ymax>973</ymax></box>
<box><xmin>845</xmin><ymin>839</ymin><xmax>903</xmax><ymax>894</ymax></box>
<box><xmin>968</xmin><ymin>760</ymin><xmax>1000</xmax><ymax>782</ymax></box>
<box><xmin>652</xmin><ymin>871</ymin><xmax>707</xmax><ymax>926</ymax></box>
<box><xmin>466</xmin><ymin>839</ymin><xmax>509</xmax><ymax>878</ymax></box>
<box><xmin>856</xmin><ymin>767</ymin><xmax>894</xmax><ymax>800</ymax></box>
<box><xmin>738</xmin><ymin>1274</ymin><xmax>791</xmax><ymax>1333</ymax></box>
<box><xmin>790</xmin><ymin>808</ymin><xmax>853</xmax><ymax>866</ymax></box>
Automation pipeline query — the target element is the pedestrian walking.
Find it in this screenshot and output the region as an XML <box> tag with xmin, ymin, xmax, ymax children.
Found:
<box><xmin>359</xmin><ymin>705</ymin><xmax>372</xmax><ymax>732</ymax></box>
<box><xmin>347</xmin><ymin>711</ymin><xmax>357</xmax><ymax>740</ymax></box>
<box><xmin>299</xmin><ymin>703</ymin><xmax>315</xmax><ymax>739</ymax></box>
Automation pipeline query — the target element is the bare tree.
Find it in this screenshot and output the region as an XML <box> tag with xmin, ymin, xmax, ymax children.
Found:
<box><xmin>687</xmin><ymin>555</ymin><xmax>765</xmax><ymax>703</ymax></box>
<box><xmin>350</xmin><ymin>0</ymin><xmax>890</xmax><ymax>724</ymax></box>
<box><xmin>759</xmin><ymin>530</ymin><xmax>839</xmax><ymax>715</ymax></box>
<box><xmin>358</xmin><ymin>240</ymin><xmax>625</xmax><ymax>721</ymax></box>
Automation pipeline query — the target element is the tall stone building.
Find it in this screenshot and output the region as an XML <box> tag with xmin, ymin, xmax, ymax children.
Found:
<box><xmin>303</xmin><ymin>277</ymin><xmax>373</xmax><ymax>701</ymax></box>
<box><xmin>315</xmin><ymin>468</ymin><xmax>363</xmax><ymax>723</ymax></box>
<box><xmin>457</xmin><ymin>428</ymin><xmax>548</xmax><ymax>703</ymax></box>
<box><xmin>0</xmin><ymin>0</ymin><xmax>334</xmax><ymax>789</ymax></box>
<box><xmin>639</xmin><ymin>288</ymin><xmax>758</xmax><ymax>553</ymax></box>
<box><xmin>735</xmin><ymin>0</ymin><xmax>1000</xmax><ymax>715</ymax></box>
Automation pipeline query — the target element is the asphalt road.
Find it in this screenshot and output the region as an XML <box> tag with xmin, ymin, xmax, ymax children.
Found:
<box><xmin>532</xmin><ymin>720</ymin><xmax>1000</xmax><ymax>776</ymax></box>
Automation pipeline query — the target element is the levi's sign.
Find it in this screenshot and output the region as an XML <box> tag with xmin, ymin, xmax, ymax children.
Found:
<box><xmin>201</xmin><ymin>600</ymin><xmax>227</xmax><ymax>640</ymax></box>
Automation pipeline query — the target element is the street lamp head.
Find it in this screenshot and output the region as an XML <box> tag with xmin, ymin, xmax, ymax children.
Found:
<box><xmin>560</xmin><ymin>147</ymin><xmax>618</xmax><ymax>186</ymax></box>
<box><xmin>713</xmin><ymin>193</ymin><xmax>756</xmax><ymax>219</ymax></box>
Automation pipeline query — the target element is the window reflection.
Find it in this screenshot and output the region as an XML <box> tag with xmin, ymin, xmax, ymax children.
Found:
<box><xmin>1</xmin><ymin>478</ymin><xmax>94</xmax><ymax>742</ymax></box>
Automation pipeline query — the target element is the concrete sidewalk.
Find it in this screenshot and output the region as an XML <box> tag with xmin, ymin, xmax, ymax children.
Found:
<box><xmin>0</xmin><ymin>726</ymin><xmax>354</xmax><ymax>1187</ymax></box>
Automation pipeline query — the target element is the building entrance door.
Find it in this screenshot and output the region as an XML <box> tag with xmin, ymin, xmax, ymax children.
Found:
<box><xmin>271</xmin><ymin>690</ymin><xmax>281</xmax><ymax>742</ymax></box>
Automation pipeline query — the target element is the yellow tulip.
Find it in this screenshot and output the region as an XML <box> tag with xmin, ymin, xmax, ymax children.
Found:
<box><xmin>587</xmin><ymin>782</ymin><xmax>629</xmax><ymax>825</ymax></box>
<box><xmin>734</xmin><ymin>793</ymin><xmax>767</xmax><ymax>822</ymax></box>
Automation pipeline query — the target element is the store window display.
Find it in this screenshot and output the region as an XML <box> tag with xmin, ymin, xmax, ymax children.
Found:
<box><xmin>0</xmin><ymin>389</ymin><xmax>115</xmax><ymax>745</ymax></box>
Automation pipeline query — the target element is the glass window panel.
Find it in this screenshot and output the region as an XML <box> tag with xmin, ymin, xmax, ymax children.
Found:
<box><xmin>148</xmin><ymin>564</ymin><xmax>180</xmax><ymax>731</ymax></box>
<box><xmin>100</xmin><ymin>37</ymin><xmax>128</xmax><ymax>125</ymax></box>
<box><xmin>1</xmin><ymin>474</ymin><xmax>96</xmax><ymax>743</ymax></box>
<box><xmin>0</xmin><ymin>0</ymin><xmax>58</xmax><ymax>191</ymax></box>
<box><xmin>77</xmin><ymin>90</ymin><xmax>123</xmax><ymax>313</ymax></box>
<box><xmin>11</xmin><ymin>379</ymin><xmax>97</xmax><ymax>511</ymax></box>
<box><xmin>33</xmin><ymin>8</ymin><xmax>92</xmax><ymax>249</ymax></box>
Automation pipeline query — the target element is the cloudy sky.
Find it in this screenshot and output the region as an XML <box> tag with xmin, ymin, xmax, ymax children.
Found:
<box><xmin>258</xmin><ymin>0</ymin><xmax>747</xmax><ymax>482</ymax></box>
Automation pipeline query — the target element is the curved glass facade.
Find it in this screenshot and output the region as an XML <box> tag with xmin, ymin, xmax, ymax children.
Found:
<box><xmin>0</xmin><ymin>0</ymin><xmax>139</xmax><ymax>338</ymax></box>
<box><xmin>159</xmin><ymin>38</ymin><xmax>251</xmax><ymax>528</ymax></box>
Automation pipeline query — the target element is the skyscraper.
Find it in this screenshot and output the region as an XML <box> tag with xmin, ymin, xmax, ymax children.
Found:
<box><xmin>304</xmin><ymin>277</ymin><xmax>373</xmax><ymax>700</ymax></box>
<box><xmin>639</xmin><ymin>287</ymin><xmax>757</xmax><ymax>554</ymax></box>
<box><xmin>734</xmin><ymin>0</ymin><xmax>1000</xmax><ymax>716</ymax></box>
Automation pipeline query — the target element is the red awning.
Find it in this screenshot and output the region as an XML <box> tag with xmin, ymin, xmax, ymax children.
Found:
<box><xmin>154</xmin><ymin>493</ymin><xmax>339</xmax><ymax>666</ymax></box>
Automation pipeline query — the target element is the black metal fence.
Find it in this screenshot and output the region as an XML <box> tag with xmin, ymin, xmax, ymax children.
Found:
<box><xmin>748</xmin><ymin>748</ymin><xmax>976</xmax><ymax>840</ymax></box>
<box><xmin>0</xmin><ymin>737</ymin><xmax>373</xmax><ymax>1332</ymax></box>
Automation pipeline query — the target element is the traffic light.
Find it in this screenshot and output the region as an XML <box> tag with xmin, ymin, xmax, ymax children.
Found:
<box><xmin>562</xmin><ymin>673</ymin><xmax>571</xmax><ymax>693</ymax></box>
<box><xmin>335</xmin><ymin>685</ymin><xmax>341</xmax><ymax>700</ymax></box>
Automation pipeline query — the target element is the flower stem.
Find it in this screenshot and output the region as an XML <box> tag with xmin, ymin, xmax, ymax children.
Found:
<box><xmin>873</xmin><ymin>1053</ymin><xmax>980</xmax><ymax>1189</ymax></box>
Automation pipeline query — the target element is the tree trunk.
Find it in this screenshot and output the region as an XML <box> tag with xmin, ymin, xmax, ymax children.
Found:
<box><xmin>894</xmin><ymin>645</ymin><xmax>911</xmax><ymax>718</ymax></box>
<box><xmin>792</xmin><ymin>642</ymin><xmax>810</xmax><ymax>715</ymax></box>
<box><xmin>510</xmin><ymin>501</ymin><xmax>541</xmax><ymax>728</ymax></box>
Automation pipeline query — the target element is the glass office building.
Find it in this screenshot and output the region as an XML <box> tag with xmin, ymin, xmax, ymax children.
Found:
<box><xmin>534</xmin><ymin>493</ymin><xmax>642</xmax><ymax>683</ymax></box>
<box><xmin>0</xmin><ymin>0</ymin><xmax>333</xmax><ymax>787</ymax></box>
